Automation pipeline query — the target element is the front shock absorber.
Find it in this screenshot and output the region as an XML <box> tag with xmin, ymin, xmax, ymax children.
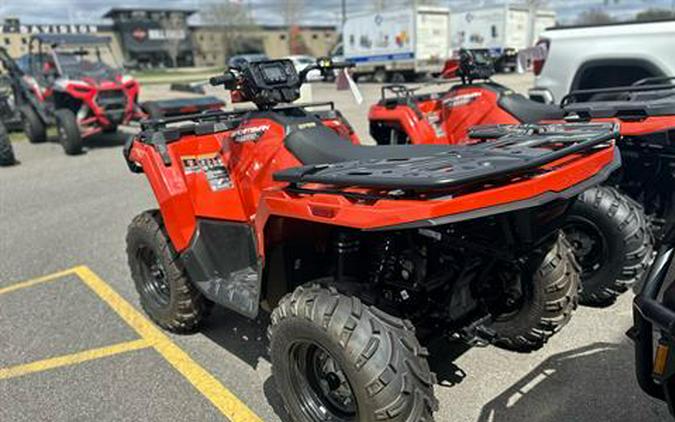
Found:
<box><xmin>369</xmin><ymin>235</ymin><xmax>396</xmax><ymax>284</ymax></box>
<box><xmin>334</xmin><ymin>231</ymin><xmax>360</xmax><ymax>283</ymax></box>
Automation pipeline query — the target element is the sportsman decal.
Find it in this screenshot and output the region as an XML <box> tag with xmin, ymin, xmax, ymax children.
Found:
<box><xmin>231</xmin><ymin>124</ymin><xmax>270</xmax><ymax>143</ymax></box>
<box><xmin>443</xmin><ymin>92</ymin><xmax>482</xmax><ymax>107</ymax></box>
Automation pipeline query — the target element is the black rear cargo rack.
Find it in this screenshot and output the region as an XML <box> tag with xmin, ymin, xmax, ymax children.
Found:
<box><xmin>274</xmin><ymin>123</ymin><xmax>618</xmax><ymax>195</ymax></box>
<box><xmin>127</xmin><ymin>102</ymin><xmax>341</xmax><ymax>170</ymax></box>
<box><xmin>562</xmin><ymin>81</ymin><xmax>675</xmax><ymax>106</ymax></box>
<box><xmin>561</xmin><ymin>78</ymin><xmax>675</xmax><ymax>119</ymax></box>
<box><xmin>139</xmin><ymin>101</ymin><xmax>337</xmax><ymax>132</ymax></box>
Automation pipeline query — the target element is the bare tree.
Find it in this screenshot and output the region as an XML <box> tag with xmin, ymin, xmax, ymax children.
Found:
<box><xmin>158</xmin><ymin>12</ymin><xmax>187</xmax><ymax>67</ymax></box>
<box><xmin>280</xmin><ymin>0</ymin><xmax>306</xmax><ymax>28</ymax></box>
<box><xmin>576</xmin><ymin>8</ymin><xmax>615</xmax><ymax>25</ymax></box>
<box><xmin>636</xmin><ymin>8</ymin><xmax>674</xmax><ymax>21</ymax></box>
<box><xmin>278</xmin><ymin>0</ymin><xmax>306</xmax><ymax>54</ymax></box>
<box><xmin>201</xmin><ymin>1</ymin><xmax>259</xmax><ymax>61</ymax></box>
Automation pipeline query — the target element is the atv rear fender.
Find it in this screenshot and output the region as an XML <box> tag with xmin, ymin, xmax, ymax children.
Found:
<box><xmin>126</xmin><ymin>131</ymin><xmax>249</xmax><ymax>252</ymax></box>
<box><xmin>369</xmin><ymin>96</ymin><xmax>444</xmax><ymax>145</ymax></box>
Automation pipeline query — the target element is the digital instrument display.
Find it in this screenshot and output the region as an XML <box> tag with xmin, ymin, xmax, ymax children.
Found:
<box><xmin>261</xmin><ymin>64</ymin><xmax>286</xmax><ymax>83</ymax></box>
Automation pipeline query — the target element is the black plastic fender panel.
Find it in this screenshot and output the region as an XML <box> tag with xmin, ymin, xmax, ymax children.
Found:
<box><xmin>181</xmin><ymin>219</ymin><xmax>261</xmax><ymax>318</ymax></box>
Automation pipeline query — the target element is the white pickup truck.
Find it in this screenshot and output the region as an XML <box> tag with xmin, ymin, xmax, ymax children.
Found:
<box><xmin>529</xmin><ymin>19</ymin><xmax>675</xmax><ymax>104</ymax></box>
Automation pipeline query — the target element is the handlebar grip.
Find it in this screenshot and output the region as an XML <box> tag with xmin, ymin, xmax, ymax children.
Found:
<box><xmin>209</xmin><ymin>73</ymin><xmax>235</xmax><ymax>87</ymax></box>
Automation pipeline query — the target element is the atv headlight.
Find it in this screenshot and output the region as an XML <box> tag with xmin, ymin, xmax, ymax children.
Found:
<box><xmin>121</xmin><ymin>75</ymin><xmax>137</xmax><ymax>86</ymax></box>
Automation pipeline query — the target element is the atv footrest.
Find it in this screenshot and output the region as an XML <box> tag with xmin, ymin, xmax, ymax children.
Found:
<box><xmin>274</xmin><ymin>123</ymin><xmax>617</xmax><ymax>191</ymax></box>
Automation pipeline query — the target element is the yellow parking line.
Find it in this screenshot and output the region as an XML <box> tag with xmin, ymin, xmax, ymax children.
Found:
<box><xmin>73</xmin><ymin>266</ymin><xmax>262</xmax><ymax>422</ymax></box>
<box><xmin>0</xmin><ymin>268</ymin><xmax>77</xmax><ymax>296</ymax></box>
<box><xmin>0</xmin><ymin>339</ymin><xmax>151</xmax><ymax>381</ymax></box>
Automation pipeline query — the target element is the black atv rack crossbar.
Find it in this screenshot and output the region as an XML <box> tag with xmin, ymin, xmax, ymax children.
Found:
<box><xmin>378</xmin><ymin>85</ymin><xmax>445</xmax><ymax>117</ymax></box>
<box><xmin>633</xmin><ymin>76</ymin><xmax>675</xmax><ymax>86</ymax></box>
<box><xmin>130</xmin><ymin>102</ymin><xmax>343</xmax><ymax>169</ymax></box>
<box><xmin>561</xmin><ymin>82</ymin><xmax>675</xmax><ymax>106</ymax></box>
<box><xmin>274</xmin><ymin>123</ymin><xmax>617</xmax><ymax>193</ymax></box>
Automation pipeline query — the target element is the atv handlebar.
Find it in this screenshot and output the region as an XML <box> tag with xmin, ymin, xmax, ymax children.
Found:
<box><xmin>208</xmin><ymin>57</ymin><xmax>355</xmax><ymax>109</ymax></box>
<box><xmin>298</xmin><ymin>58</ymin><xmax>354</xmax><ymax>83</ymax></box>
<box><xmin>209</xmin><ymin>72</ymin><xmax>237</xmax><ymax>88</ymax></box>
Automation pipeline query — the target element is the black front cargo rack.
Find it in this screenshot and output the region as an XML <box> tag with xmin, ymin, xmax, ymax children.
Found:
<box><xmin>274</xmin><ymin>123</ymin><xmax>618</xmax><ymax>194</ymax></box>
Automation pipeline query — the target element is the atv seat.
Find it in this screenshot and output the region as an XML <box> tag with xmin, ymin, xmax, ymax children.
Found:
<box><xmin>499</xmin><ymin>94</ymin><xmax>565</xmax><ymax>123</ymax></box>
<box><xmin>285</xmin><ymin>124</ymin><xmax>453</xmax><ymax>165</ymax></box>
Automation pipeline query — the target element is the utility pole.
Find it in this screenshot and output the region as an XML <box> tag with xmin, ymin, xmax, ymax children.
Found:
<box><xmin>526</xmin><ymin>0</ymin><xmax>543</xmax><ymax>47</ymax></box>
<box><xmin>341</xmin><ymin>0</ymin><xmax>347</xmax><ymax>27</ymax></box>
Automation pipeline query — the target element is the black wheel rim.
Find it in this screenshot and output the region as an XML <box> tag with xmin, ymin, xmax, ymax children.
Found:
<box><xmin>58</xmin><ymin>125</ymin><xmax>67</xmax><ymax>143</ymax></box>
<box><xmin>288</xmin><ymin>340</ymin><xmax>357</xmax><ymax>421</ymax></box>
<box><xmin>564</xmin><ymin>218</ymin><xmax>608</xmax><ymax>278</ymax></box>
<box><xmin>488</xmin><ymin>269</ymin><xmax>528</xmax><ymax>322</ymax></box>
<box><xmin>137</xmin><ymin>246</ymin><xmax>171</xmax><ymax>308</ymax></box>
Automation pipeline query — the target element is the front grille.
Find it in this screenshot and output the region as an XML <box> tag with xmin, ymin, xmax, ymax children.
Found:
<box><xmin>96</xmin><ymin>89</ymin><xmax>127</xmax><ymax>124</ymax></box>
<box><xmin>96</xmin><ymin>89</ymin><xmax>127</xmax><ymax>111</ymax></box>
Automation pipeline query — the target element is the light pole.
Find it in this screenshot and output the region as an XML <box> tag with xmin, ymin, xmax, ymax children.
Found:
<box><xmin>341</xmin><ymin>0</ymin><xmax>347</xmax><ymax>27</ymax></box>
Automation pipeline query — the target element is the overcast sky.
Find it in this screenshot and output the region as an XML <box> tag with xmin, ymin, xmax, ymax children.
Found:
<box><xmin>0</xmin><ymin>0</ymin><xmax>673</xmax><ymax>25</ymax></box>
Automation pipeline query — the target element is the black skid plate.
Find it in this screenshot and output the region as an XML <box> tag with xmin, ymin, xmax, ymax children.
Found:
<box><xmin>274</xmin><ymin>123</ymin><xmax>617</xmax><ymax>192</ymax></box>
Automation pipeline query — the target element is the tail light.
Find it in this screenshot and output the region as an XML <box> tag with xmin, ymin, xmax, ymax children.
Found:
<box><xmin>533</xmin><ymin>38</ymin><xmax>550</xmax><ymax>76</ymax></box>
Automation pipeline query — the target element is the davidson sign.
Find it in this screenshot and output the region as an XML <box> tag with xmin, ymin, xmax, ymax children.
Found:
<box><xmin>1</xmin><ymin>24</ymin><xmax>99</xmax><ymax>34</ymax></box>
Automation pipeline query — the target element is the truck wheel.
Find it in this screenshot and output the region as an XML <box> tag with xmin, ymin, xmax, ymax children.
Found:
<box><xmin>373</xmin><ymin>68</ymin><xmax>388</xmax><ymax>84</ymax></box>
<box><xmin>269</xmin><ymin>284</ymin><xmax>438</xmax><ymax>422</ymax></box>
<box><xmin>20</xmin><ymin>105</ymin><xmax>46</xmax><ymax>143</ymax></box>
<box><xmin>0</xmin><ymin>122</ymin><xmax>16</xmax><ymax>166</ymax></box>
<box><xmin>127</xmin><ymin>210</ymin><xmax>211</xmax><ymax>333</ymax></box>
<box><xmin>390</xmin><ymin>72</ymin><xmax>406</xmax><ymax>83</ymax></box>
<box><xmin>489</xmin><ymin>232</ymin><xmax>579</xmax><ymax>353</ymax></box>
<box><xmin>564</xmin><ymin>186</ymin><xmax>653</xmax><ymax>307</ymax></box>
<box><xmin>54</xmin><ymin>109</ymin><xmax>82</xmax><ymax>155</ymax></box>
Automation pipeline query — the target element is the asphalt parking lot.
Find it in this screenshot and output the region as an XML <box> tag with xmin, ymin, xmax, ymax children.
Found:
<box><xmin>1</xmin><ymin>73</ymin><xmax>671</xmax><ymax>421</ymax></box>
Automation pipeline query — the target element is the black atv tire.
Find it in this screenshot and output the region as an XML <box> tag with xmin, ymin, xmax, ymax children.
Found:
<box><xmin>55</xmin><ymin>109</ymin><xmax>83</xmax><ymax>155</ymax></box>
<box><xmin>126</xmin><ymin>210</ymin><xmax>211</xmax><ymax>334</ymax></box>
<box><xmin>564</xmin><ymin>186</ymin><xmax>653</xmax><ymax>307</ymax></box>
<box><xmin>490</xmin><ymin>233</ymin><xmax>579</xmax><ymax>353</ymax></box>
<box><xmin>373</xmin><ymin>68</ymin><xmax>388</xmax><ymax>84</ymax></box>
<box><xmin>20</xmin><ymin>105</ymin><xmax>46</xmax><ymax>143</ymax></box>
<box><xmin>103</xmin><ymin>124</ymin><xmax>118</xmax><ymax>133</ymax></box>
<box><xmin>0</xmin><ymin>122</ymin><xmax>16</xmax><ymax>166</ymax></box>
<box><xmin>269</xmin><ymin>284</ymin><xmax>438</xmax><ymax>422</ymax></box>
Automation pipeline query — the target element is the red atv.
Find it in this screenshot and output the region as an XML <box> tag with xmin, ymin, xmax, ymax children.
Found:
<box><xmin>369</xmin><ymin>50</ymin><xmax>660</xmax><ymax>306</ymax></box>
<box><xmin>0</xmin><ymin>78</ymin><xmax>17</xmax><ymax>166</ymax></box>
<box><xmin>2</xmin><ymin>34</ymin><xmax>142</xmax><ymax>155</ymax></box>
<box><xmin>0</xmin><ymin>121</ymin><xmax>14</xmax><ymax>166</ymax></box>
<box><xmin>124</xmin><ymin>57</ymin><xmax>620</xmax><ymax>421</ymax></box>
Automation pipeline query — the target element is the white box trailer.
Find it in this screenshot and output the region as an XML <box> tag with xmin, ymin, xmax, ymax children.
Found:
<box><xmin>334</xmin><ymin>6</ymin><xmax>450</xmax><ymax>83</ymax></box>
<box><xmin>449</xmin><ymin>5</ymin><xmax>556</xmax><ymax>71</ymax></box>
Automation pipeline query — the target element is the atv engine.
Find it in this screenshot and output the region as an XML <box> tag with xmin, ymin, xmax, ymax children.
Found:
<box><xmin>326</xmin><ymin>221</ymin><xmax>528</xmax><ymax>337</ymax></box>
